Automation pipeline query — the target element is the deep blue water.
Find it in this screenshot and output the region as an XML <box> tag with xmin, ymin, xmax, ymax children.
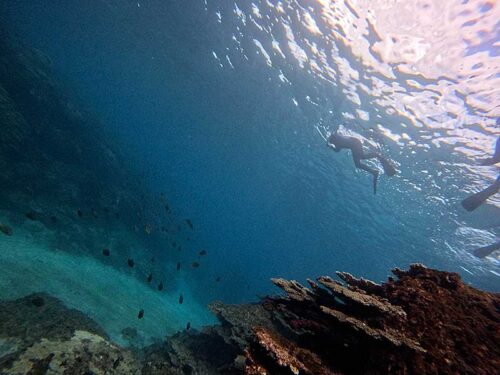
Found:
<box><xmin>0</xmin><ymin>0</ymin><xmax>498</xmax><ymax>343</ymax></box>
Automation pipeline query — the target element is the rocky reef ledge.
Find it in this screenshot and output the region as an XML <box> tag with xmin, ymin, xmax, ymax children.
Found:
<box><xmin>1</xmin><ymin>264</ymin><xmax>498</xmax><ymax>374</ymax></box>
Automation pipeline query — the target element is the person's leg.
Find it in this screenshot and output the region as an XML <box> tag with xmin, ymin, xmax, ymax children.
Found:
<box><xmin>461</xmin><ymin>175</ymin><xmax>500</xmax><ymax>211</ymax></box>
<box><xmin>359</xmin><ymin>151</ymin><xmax>379</xmax><ymax>160</ymax></box>
<box><xmin>353</xmin><ymin>156</ymin><xmax>379</xmax><ymax>194</ymax></box>
<box><xmin>359</xmin><ymin>150</ymin><xmax>397</xmax><ymax>177</ymax></box>
<box><xmin>492</xmin><ymin>136</ymin><xmax>500</xmax><ymax>161</ymax></box>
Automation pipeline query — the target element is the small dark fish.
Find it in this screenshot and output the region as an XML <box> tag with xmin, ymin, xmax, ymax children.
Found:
<box><xmin>165</xmin><ymin>204</ymin><xmax>170</xmax><ymax>212</ymax></box>
<box><xmin>115</xmin><ymin>213</ymin><xmax>120</xmax><ymax>219</ymax></box>
<box><xmin>158</xmin><ymin>282</ymin><xmax>163</xmax><ymax>291</ymax></box>
<box><xmin>186</xmin><ymin>322</ymin><xmax>191</xmax><ymax>331</ymax></box>
<box><xmin>103</xmin><ymin>207</ymin><xmax>110</xmax><ymax>214</ymax></box>
<box><xmin>147</xmin><ymin>273</ymin><xmax>153</xmax><ymax>283</ymax></box>
<box><xmin>199</xmin><ymin>250</ymin><xmax>207</xmax><ymax>256</ymax></box>
<box><xmin>216</xmin><ymin>276</ymin><xmax>221</xmax><ymax>282</ymax></box>
<box><xmin>178</xmin><ymin>294</ymin><xmax>184</xmax><ymax>304</ymax></box>
<box><xmin>176</xmin><ymin>262</ymin><xmax>181</xmax><ymax>271</ymax></box>
<box><xmin>172</xmin><ymin>242</ymin><xmax>176</xmax><ymax>248</ymax></box>
<box><xmin>128</xmin><ymin>258</ymin><xmax>135</xmax><ymax>268</ymax></box>
<box><xmin>178</xmin><ymin>246</ymin><xmax>182</xmax><ymax>252</ymax></box>
<box><xmin>0</xmin><ymin>224</ymin><xmax>13</xmax><ymax>236</ymax></box>
<box><xmin>103</xmin><ymin>248</ymin><xmax>110</xmax><ymax>257</ymax></box>
<box><xmin>191</xmin><ymin>262</ymin><xmax>200</xmax><ymax>269</ymax></box>
<box><xmin>25</xmin><ymin>211</ymin><xmax>37</xmax><ymax>221</ymax></box>
<box><xmin>50</xmin><ymin>216</ymin><xmax>57</xmax><ymax>224</ymax></box>
<box><xmin>138</xmin><ymin>309</ymin><xmax>144</xmax><ymax>319</ymax></box>
<box><xmin>77</xmin><ymin>209</ymin><xmax>83</xmax><ymax>218</ymax></box>
<box><xmin>31</xmin><ymin>296</ymin><xmax>45</xmax><ymax>307</ymax></box>
<box><xmin>185</xmin><ymin>219</ymin><xmax>193</xmax><ymax>230</ymax></box>
<box><xmin>151</xmin><ymin>257</ymin><xmax>155</xmax><ymax>263</ymax></box>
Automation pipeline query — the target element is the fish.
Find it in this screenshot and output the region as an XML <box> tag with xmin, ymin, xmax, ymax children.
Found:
<box><xmin>144</xmin><ymin>224</ymin><xmax>153</xmax><ymax>235</ymax></box>
<box><xmin>176</xmin><ymin>262</ymin><xmax>181</xmax><ymax>271</ymax></box>
<box><xmin>199</xmin><ymin>250</ymin><xmax>207</xmax><ymax>256</ymax></box>
<box><xmin>216</xmin><ymin>276</ymin><xmax>221</xmax><ymax>282</ymax></box>
<box><xmin>158</xmin><ymin>282</ymin><xmax>163</xmax><ymax>291</ymax></box>
<box><xmin>186</xmin><ymin>322</ymin><xmax>191</xmax><ymax>331</ymax></box>
<box><xmin>178</xmin><ymin>294</ymin><xmax>184</xmax><ymax>304</ymax></box>
<box><xmin>151</xmin><ymin>257</ymin><xmax>155</xmax><ymax>263</ymax></box>
<box><xmin>102</xmin><ymin>248</ymin><xmax>110</xmax><ymax>256</ymax></box>
<box><xmin>0</xmin><ymin>223</ymin><xmax>13</xmax><ymax>236</ymax></box>
<box><xmin>31</xmin><ymin>296</ymin><xmax>45</xmax><ymax>307</ymax></box>
<box><xmin>25</xmin><ymin>211</ymin><xmax>37</xmax><ymax>221</ymax></box>
<box><xmin>50</xmin><ymin>216</ymin><xmax>57</xmax><ymax>224</ymax></box>
<box><xmin>178</xmin><ymin>246</ymin><xmax>182</xmax><ymax>252</ymax></box>
<box><xmin>191</xmin><ymin>262</ymin><xmax>200</xmax><ymax>269</ymax></box>
<box><xmin>128</xmin><ymin>258</ymin><xmax>135</xmax><ymax>268</ymax></box>
<box><xmin>185</xmin><ymin>219</ymin><xmax>193</xmax><ymax>230</ymax></box>
<box><xmin>115</xmin><ymin>213</ymin><xmax>120</xmax><ymax>219</ymax></box>
<box><xmin>147</xmin><ymin>273</ymin><xmax>153</xmax><ymax>283</ymax></box>
<box><xmin>172</xmin><ymin>242</ymin><xmax>176</xmax><ymax>248</ymax></box>
<box><xmin>165</xmin><ymin>204</ymin><xmax>170</xmax><ymax>212</ymax></box>
<box><xmin>138</xmin><ymin>309</ymin><xmax>144</xmax><ymax>319</ymax></box>
<box><xmin>77</xmin><ymin>209</ymin><xmax>83</xmax><ymax>218</ymax></box>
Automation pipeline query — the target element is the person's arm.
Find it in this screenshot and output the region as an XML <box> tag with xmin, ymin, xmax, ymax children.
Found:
<box><xmin>327</xmin><ymin>142</ymin><xmax>340</xmax><ymax>152</ymax></box>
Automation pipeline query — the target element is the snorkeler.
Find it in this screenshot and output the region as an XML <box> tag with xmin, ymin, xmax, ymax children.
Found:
<box><xmin>461</xmin><ymin>136</ymin><xmax>500</xmax><ymax>212</ymax></box>
<box><xmin>327</xmin><ymin>130</ymin><xmax>397</xmax><ymax>194</ymax></box>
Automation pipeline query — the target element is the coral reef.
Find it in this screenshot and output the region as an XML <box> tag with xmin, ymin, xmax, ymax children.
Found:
<box><xmin>240</xmin><ymin>264</ymin><xmax>500</xmax><ymax>375</ymax></box>
<box><xmin>1</xmin><ymin>265</ymin><xmax>498</xmax><ymax>374</ymax></box>
<box><xmin>142</xmin><ymin>264</ymin><xmax>499</xmax><ymax>375</ymax></box>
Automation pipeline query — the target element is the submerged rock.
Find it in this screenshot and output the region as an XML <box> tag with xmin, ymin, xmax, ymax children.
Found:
<box><xmin>7</xmin><ymin>330</ymin><xmax>140</xmax><ymax>374</ymax></box>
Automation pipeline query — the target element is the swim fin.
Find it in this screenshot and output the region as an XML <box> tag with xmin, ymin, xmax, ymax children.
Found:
<box><xmin>379</xmin><ymin>157</ymin><xmax>397</xmax><ymax>176</ymax></box>
<box><xmin>461</xmin><ymin>178</ymin><xmax>500</xmax><ymax>212</ymax></box>
<box><xmin>472</xmin><ymin>241</ymin><xmax>500</xmax><ymax>258</ymax></box>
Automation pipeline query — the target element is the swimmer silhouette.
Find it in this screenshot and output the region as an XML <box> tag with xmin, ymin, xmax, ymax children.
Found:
<box><xmin>461</xmin><ymin>136</ymin><xmax>500</xmax><ymax>212</ymax></box>
<box><xmin>327</xmin><ymin>130</ymin><xmax>397</xmax><ymax>194</ymax></box>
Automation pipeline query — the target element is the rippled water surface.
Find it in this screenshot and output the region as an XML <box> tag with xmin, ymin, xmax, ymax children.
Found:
<box><xmin>0</xmin><ymin>0</ymin><xmax>498</xmax><ymax>337</ymax></box>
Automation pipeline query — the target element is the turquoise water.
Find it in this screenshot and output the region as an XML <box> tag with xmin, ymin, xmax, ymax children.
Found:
<box><xmin>0</xmin><ymin>0</ymin><xmax>498</xmax><ymax>344</ymax></box>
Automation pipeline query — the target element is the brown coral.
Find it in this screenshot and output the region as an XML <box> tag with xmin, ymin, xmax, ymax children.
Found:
<box><xmin>242</xmin><ymin>264</ymin><xmax>500</xmax><ymax>375</ymax></box>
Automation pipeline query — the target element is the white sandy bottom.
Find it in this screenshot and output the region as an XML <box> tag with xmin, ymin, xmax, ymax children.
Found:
<box><xmin>0</xmin><ymin>233</ymin><xmax>215</xmax><ymax>346</ymax></box>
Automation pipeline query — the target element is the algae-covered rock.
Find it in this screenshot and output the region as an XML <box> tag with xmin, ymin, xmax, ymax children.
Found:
<box><xmin>7</xmin><ymin>330</ymin><xmax>140</xmax><ymax>375</ymax></box>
